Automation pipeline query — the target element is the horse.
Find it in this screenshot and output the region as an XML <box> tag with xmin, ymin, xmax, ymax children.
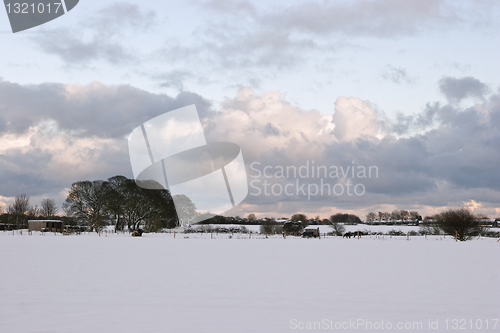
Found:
<box><xmin>131</xmin><ymin>228</ymin><xmax>144</xmax><ymax>237</ymax></box>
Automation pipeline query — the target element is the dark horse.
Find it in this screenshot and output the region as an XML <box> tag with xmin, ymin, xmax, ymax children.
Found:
<box><xmin>343</xmin><ymin>232</ymin><xmax>353</xmax><ymax>238</ymax></box>
<box><xmin>131</xmin><ymin>228</ymin><xmax>144</xmax><ymax>237</ymax></box>
<box><xmin>343</xmin><ymin>231</ymin><xmax>361</xmax><ymax>239</ymax></box>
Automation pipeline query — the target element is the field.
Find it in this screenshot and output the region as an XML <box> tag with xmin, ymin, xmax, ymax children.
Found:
<box><xmin>0</xmin><ymin>229</ymin><xmax>498</xmax><ymax>333</ymax></box>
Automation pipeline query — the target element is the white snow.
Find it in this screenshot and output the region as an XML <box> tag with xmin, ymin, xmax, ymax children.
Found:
<box><xmin>0</xmin><ymin>230</ymin><xmax>498</xmax><ymax>333</ymax></box>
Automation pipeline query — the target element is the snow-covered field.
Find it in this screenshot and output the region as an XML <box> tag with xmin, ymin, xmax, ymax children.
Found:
<box><xmin>0</xmin><ymin>230</ymin><xmax>498</xmax><ymax>333</ymax></box>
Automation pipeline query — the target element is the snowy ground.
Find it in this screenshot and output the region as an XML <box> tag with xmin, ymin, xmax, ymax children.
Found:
<box><xmin>0</xmin><ymin>230</ymin><xmax>498</xmax><ymax>333</ymax></box>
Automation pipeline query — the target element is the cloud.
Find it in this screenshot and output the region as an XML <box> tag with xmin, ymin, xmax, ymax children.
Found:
<box><xmin>381</xmin><ymin>65</ymin><xmax>415</xmax><ymax>84</ymax></box>
<box><xmin>32</xmin><ymin>2</ymin><xmax>156</xmax><ymax>64</ymax></box>
<box><xmin>201</xmin><ymin>0</ymin><xmax>256</xmax><ymax>15</ymax></box>
<box><xmin>204</xmin><ymin>87</ymin><xmax>335</xmax><ymax>161</ymax></box>
<box><xmin>204</xmin><ymin>86</ymin><xmax>500</xmax><ymax>217</ymax></box>
<box><xmin>331</xmin><ymin>97</ymin><xmax>381</xmax><ymax>141</ymax></box>
<box><xmin>0</xmin><ymin>79</ymin><xmax>213</xmax><ymax>138</ymax></box>
<box><xmin>439</xmin><ymin>76</ymin><xmax>490</xmax><ymax>102</ymax></box>
<box><xmin>152</xmin><ymin>0</ymin><xmax>498</xmax><ymax>78</ymax></box>
<box><xmin>205</xmin><ymin>0</ymin><xmax>496</xmax><ymax>38</ymax></box>
<box><xmin>261</xmin><ymin>0</ymin><xmax>451</xmax><ymax>38</ymax></box>
<box><xmin>1</xmin><ymin>80</ymin><xmax>499</xmax><ymax>218</ymax></box>
<box><xmin>0</xmin><ymin>129</ymin><xmax>130</xmax><ymax>200</ymax></box>
<box><xmin>154</xmin><ymin>70</ymin><xmax>193</xmax><ymax>91</ymax></box>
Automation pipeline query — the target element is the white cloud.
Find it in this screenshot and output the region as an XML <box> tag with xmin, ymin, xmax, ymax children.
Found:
<box><xmin>205</xmin><ymin>87</ymin><xmax>336</xmax><ymax>161</ymax></box>
<box><xmin>332</xmin><ymin>97</ymin><xmax>381</xmax><ymax>142</ymax></box>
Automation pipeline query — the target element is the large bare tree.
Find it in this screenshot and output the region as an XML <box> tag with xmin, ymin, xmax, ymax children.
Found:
<box><xmin>40</xmin><ymin>198</ymin><xmax>59</xmax><ymax>218</ymax></box>
<box><xmin>366</xmin><ymin>212</ymin><xmax>376</xmax><ymax>224</ymax></box>
<box><xmin>65</xmin><ymin>181</ymin><xmax>110</xmax><ymax>232</ymax></box>
<box><xmin>7</xmin><ymin>194</ymin><xmax>31</xmax><ymax>227</ymax></box>
<box><xmin>105</xmin><ymin>176</ymin><xmax>177</xmax><ymax>231</ymax></box>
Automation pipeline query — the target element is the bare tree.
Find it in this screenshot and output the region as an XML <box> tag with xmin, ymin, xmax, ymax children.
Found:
<box><xmin>399</xmin><ymin>210</ymin><xmax>409</xmax><ymax>224</ymax></box>
<box><xmin>105</xmin><ymin>176</ymin><xmax>128</xmax><ymax>231</ymax></box>
<box><xmin>170</xmin><ymin>194</ymin><xmax>197</xmax><ymax>227</ymax></box>
<box><xmin>409</xmin><ymin>211</ymin><xmax>420</xmax><ymax>224</ymax></box>
<box><xmin>366</xmin><ymin>212</ymin><xmax>376</xmax><ymax>224</ymax></box>
<box><xmin>436</xmin><ymin>208</ymin><xmax>485</xmax><ymax>241</ymax></box>
<box><xmin>291</xmin><ymin>213</ymin><xmax>308</xmax><ymax>228</ymax></box>
<box><xmin>260</xmin><ymin>218</ymin><xmax>277</xmax><ymax>236</ymax></box>
<box><xmin>28</xmin><ymin>205</ymin><xmax>41</xmax><ymax>219</ymax></box>
<box><xmin>40</xmin><ymin>198</ymin><xmax>59</xmax><ymax>218</ymax></box>
<box><xmin>382</xmin><ymin>212</ymin><xmax>390</xmax><ymax>223</ymax></box>
<box><xmin>61</xmin><ymin>202</ymin><xmax>73</xmax><ymax>217</ymax></box>
<box><xmin>390</xmin><ymin>210</ymin><xmax>400</xmax><ymax>224</ymax></box>
<box><xmin>329</xmin><ymin>217</ymin><xmax>346</xmax><ymax>236</ymax></box>
<box><xmin>7</xmin><ymin>194</ymin><xmax>31</xmax><ymax>227</ymax></box>
<box><xmin>65</xmin><ymin>181</ymin><xmax>110</xmax><ymax>232</ymax></box>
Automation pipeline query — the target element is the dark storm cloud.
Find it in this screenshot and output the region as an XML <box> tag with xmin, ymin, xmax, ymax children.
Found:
<box><xmin>376</xmin><ymin>97</ymin><xmax>499</xmax><ymax>194</ymax></box>
<box><xmin>439</xmin><ymin>76</ymin><xmax>490</xmax><ymax>102</ymax></box>
<box><xmin>386</xmin><ymin>77</ymin><xmax>493</xmax><ymax>135</ymax></box>
<box><xmin>0</xmin><ymin>148</ymin><xmax>60</xmax><ymax>197</ymax></box>
<box><xmin>0</xmin><ymin>79</ymin><xmax>213</xmax><ymax>138</ymax></box>
<box><xmin>362</xmin><ymin>88</ymin><xmax>500</xmax><ymax>200</ymax></box>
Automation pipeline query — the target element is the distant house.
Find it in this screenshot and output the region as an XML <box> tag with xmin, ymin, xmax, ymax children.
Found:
<box><xmin>303</xmin><ymin>226</ymin><xmax>320</xmax><ymax>238</ymax></box>
<box><xmin>28</xmin><ymin>220</ymin><xmax>64</xmax><ymax>233</ymax></box>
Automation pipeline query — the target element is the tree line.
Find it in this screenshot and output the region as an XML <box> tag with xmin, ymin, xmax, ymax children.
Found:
<box><xmin>0</xmin><ymin>176</ymin><xmax>180</xmax><ymax>232</ymax></box>
<box><xmin>366</xmin><ymin>210</ymin><xmax>422</xmax><ymax>224</ymax></box>
<box><xmin>0</xmin><ymin>195</ymin><xmax>59</xmax><ymax>228</ymax></box>
<box><xmin>0</xmin><ymin>177</ymin><xmax>495</xmax><ymax>241</ymax></box>
<box><xmin>63</xmin><ymin>175</ymin><xmax>178</xmax><ymax>232</ymax></box>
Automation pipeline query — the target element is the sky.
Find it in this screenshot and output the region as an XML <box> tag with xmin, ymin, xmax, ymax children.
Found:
<box><xmin>0</xmin><ymin>0</ymin><xmax>499</xmax><ymax>219</ymax></box>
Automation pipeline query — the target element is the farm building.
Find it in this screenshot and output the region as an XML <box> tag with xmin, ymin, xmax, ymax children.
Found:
<box><xmin>28</xmin><ymin>220</ymin><xmax>64</xmax><ymax>233</ymax></box>
<box><xmin>303</xmin><ymin>226</ymin><xmax>320</xmax><ymax>238</ymax></box>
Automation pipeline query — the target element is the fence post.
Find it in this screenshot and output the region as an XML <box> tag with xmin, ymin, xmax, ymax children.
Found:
<box><xmin>174</xmin><ymin>231</ymin><xmax>175</xmax><ymax>238</ymax></box>
<box><xmin>455</xmin><ymin>230</ymin><xmax>457</xmax><ymax>242</ymax></box>
<box><xmin>211</xmin><ymin>231</ymin><xmax>213</xmax><ymax>239</ymax></box>
<box><xmin>407</xmin><ymin>232</ymin><xmax>409</xmax><ymax>241</ymax></box>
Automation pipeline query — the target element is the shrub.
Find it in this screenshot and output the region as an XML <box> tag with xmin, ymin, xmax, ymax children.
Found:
<box><xmin>481</xmin><ymin>230</ymin><xmax>500</xmax><ymax>238</ymax></box>
<box><xmin>388</xmin><ymin>229</ymin><xmax>405</xmax><ymax>236</ymax></box>
<box><xmin>436</xmin><ymin>208</ymin><xmax>485</xmax><ymax>241</ymax></box>
<box><xmin>283</xmin><ymin>221</ymin><xmax>304</xmax><ymax>234</ymax></box>
<box><xmin>329</xmin><ymin>220</ymin><xmax>346</xmax><ymax>236</ymax></box>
